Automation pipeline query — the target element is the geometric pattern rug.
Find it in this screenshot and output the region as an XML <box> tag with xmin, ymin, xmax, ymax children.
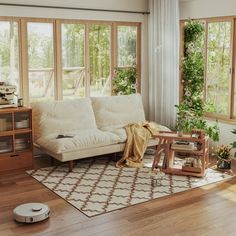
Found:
<box><xmin>27</xmin><ymin>154</ymin><xmax>232</xmax><ymax>217</ymax></box>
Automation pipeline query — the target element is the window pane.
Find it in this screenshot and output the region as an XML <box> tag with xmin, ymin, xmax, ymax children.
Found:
<box><xmin>235</xmin><ymin>89</ymin><xmax>236</xmax><ymax>117</ymax></box>
<box><xmin>0</xmin><ymin>21</ymin><xmax>19</xmax><ymax>93</ymax></box>
<box><xmin>27</xmin><ymin>22</ymin><xmax>54</xmax><ymax>102</ymax></box>
<box><xmin>89</xmin><ymin>25</ymin><xmax>111</xmax><ymax>96</ymax></box>
<box><xmin>117</xmin><ymin>26</ymin><xmax>137</xmax><ymax>67</ymax></box>
<box><xmin>62</xmin><ymin>24</ymin><xmax>85</xmax><ymax>98</ymax></box>
<box><xmin>206</xmin><ymin>22</ymin><xmax>231</xmax><ymax>116</ymax></box>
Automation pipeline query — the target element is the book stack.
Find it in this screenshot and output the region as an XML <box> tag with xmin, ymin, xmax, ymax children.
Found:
<box><xmin>0</xmin><ymin>140</ymin><xmax>12</xmax><ymax>153</ymax></box>
<box><xmin>171</xmin><ymin>141</ymin><xmax>195</xmax><ymax>151</ymax></box>
<box><xmin>15</xmin><ymin>138</ymin><xmax>29</xmax><ymax>151</ymax></box>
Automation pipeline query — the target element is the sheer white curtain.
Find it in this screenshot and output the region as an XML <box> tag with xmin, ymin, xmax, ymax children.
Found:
<box><xmin>148</xmin><ymin>0</ymin><xmax>179</xmax><ymax>129</ymax></box>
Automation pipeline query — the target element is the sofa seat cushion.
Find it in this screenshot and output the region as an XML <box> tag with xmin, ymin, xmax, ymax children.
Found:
<box><xmin>111</xmin><ymin>124</ymin><xmax>172</xmax><ymax>143</ymax></box>
<box><xmin>91</xmin><ymin>94</ymin><xmax>146</xmax><ymax>131</ymax></box>
<box><xmin>31</xmin><ymin>98</ymin><xmax>97</xmax><ymax>142</ymax></box>
<box><xmin>36</xmin><ymin>129</ymin><xmax>120</xmax><ymax>154</ymax></box>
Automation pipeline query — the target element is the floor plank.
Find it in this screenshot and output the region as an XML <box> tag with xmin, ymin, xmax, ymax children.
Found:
<box><xmin>0</xmin><ymin>155</ymin><xmax>236</xmax><ymax>236</ymax></box>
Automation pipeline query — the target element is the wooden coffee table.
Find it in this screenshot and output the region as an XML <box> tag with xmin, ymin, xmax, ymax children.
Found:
<box><xmin>152</xmin><ymin>131</ymin><xmax>209</xmax><ymax>177</ymax></box>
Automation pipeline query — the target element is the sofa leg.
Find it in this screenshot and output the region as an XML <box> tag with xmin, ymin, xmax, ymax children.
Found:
<box><xmin>69</xmin><ymin>160</ymin><xmax>74</xmax><ymax>172</ymax></box>
<box><xmin>50</xmin><ymin>156</ymin><xmax>54</xmax><ymax>165</ymax></box>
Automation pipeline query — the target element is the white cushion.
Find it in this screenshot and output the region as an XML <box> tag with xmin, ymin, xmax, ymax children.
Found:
<box><xmin>91</xmin><ymin>94</ymin><xmax>146</xmax><ymax>131</ymax></box>
<box><xmin>36</xmin><ymin>129</ymin><xmax>120</xmax><ymax>154</ymax></box>
<box><xmin>31</xmin><ymin>98</ymin><xmax>97</xmax><ymax>142</ymax></box>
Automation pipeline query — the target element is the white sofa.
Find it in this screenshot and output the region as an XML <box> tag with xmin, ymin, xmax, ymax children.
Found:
<box><xmin>31</xmin><ymin>94</ymin><xmax>169</xmax><ymax>171</ymax></box>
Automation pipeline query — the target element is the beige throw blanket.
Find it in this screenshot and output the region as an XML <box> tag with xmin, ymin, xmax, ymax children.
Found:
<box><xmin>116</xmin><ymin>122</ymin><xmax>160</xmax><ymax>168</ymax></box>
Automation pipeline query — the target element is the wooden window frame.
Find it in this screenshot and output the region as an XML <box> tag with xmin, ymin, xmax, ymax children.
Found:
<box><xmin>180</xmin><ymin>16</ymin><xmax>236</xmax><ymax>125</ymax></box>
<box><xmin>0</xmin><ymin>16</ymin><xmax>141</xmax><ymax>104</ymax></box>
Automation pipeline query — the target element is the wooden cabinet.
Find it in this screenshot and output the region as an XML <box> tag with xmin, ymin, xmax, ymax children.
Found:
<box><xmin>0</xmin><ymin>107</ymin><xmax>33</xmax><ymax>172</ymax></box>
<box><xmin>152</xmin><ymin>132</ymin><xmax>209</xmax><ymax>177</ymax></box>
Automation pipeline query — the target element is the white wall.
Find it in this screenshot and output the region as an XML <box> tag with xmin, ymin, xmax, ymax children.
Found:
<box><xmin>180</xmin><ymin>0</ymin><xmax>236</xmax><ymax>147</ymax></box>
<box><xmin>0</xmin><ymin>0</ymin><xmax>150</xmax><ymax>114</ymax></box>
<box><xmin>180</xmin><ymin>0</ymin><xmax>236</xmax><ymax>19</ymax></box>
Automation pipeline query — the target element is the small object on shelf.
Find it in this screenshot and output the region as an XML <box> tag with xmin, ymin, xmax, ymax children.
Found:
<box><xmin>177</xmin><ymin>130</ymin><xmax>183</xmax><ymax>137</ymax></box>
<box><xmin>191</xmin><ymin>129</ymin><xmax>205</xmax><ymax>139</ymax></box>
<box><xmin>0</xmin><ymin>84</ymin><xmax>18</xmax><ymax>108</ymax></box>
<box><xmin>15</xmin><ymin>119</ymin><xmax>29</xmax><ymax>129</ymax></box>
<box><xmin>171</xmin><ymin>142</ymin><xmax>195</xmax><ymax>151</ymax></box>
<box><xmin>18</xmin><ymin>98</ymin><xmax>23</xmax><ymax>107</ymax></box>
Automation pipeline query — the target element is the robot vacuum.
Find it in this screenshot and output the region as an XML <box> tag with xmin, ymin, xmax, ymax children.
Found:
<box><xmin>13</xmin><ymin>203</ymin><xmax>50</xmax><ymax>223</ymax></box>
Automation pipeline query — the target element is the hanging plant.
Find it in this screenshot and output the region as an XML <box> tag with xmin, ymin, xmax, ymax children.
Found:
<box><xmin>175</xmin><ymin>19</ymin><xmax>219</xmax><ymax>141</ymax></box>
<box><xmin>112</xmin><ymin>67</ymin><xmax>137</xmax><ymax>95</ymax></box>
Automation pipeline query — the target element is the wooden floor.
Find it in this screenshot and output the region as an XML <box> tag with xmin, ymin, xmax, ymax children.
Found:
<box><xmin>1</xmin><ymin>155</ymin><xmax>236</xmax><ymax>236</ymax></box>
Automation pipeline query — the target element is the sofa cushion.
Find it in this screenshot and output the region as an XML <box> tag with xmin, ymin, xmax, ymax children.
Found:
<box><xmin>31</xmin><ymin>98</ymin><xmax>97</xmax><ymax>142</ymax></box>
<box><xmin>36</xmin><ymin>129</ymin><xmax>120</xmax><ymax>154</ymax></box>
<box><xmin>91</xmin><ymin>93</ymin><xmax>146</xmax><ymax>131</ymax></box>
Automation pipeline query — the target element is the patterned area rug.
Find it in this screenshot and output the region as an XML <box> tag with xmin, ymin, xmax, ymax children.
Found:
<box><xmin>27</xmin><ymin>155</ymin><xmax>231</xmax><ymax>217</ymax></box>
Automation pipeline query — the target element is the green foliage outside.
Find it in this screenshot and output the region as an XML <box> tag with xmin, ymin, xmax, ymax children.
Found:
<box><xmin>62</xmin><ymin>24</ymin><xmax>85</xmax><ymax>68</ymax></box>
<box><xmin>112</xmin><ymin>67</ymin><xmax>136</xmax><ymax>95</ymax></box>
<box><xmin>0</xmin><ymin>22</ymin><xmax>19</xmax><ymax>85</ymax></box>
<box><xmin>89</xmin><ymin>25</ymin><xmax>110</xmax><ymax>93</ymax></box>
<box><xmin>117</xmin><ymin>26</ymin><xmax>137</xmax><ymax>67</ymax></box>
<box><xmin>176</xmin><ymin>20</ymin><xmax>219</xmax><ymax>141</ymax></box>
<box><xmin>206</xmin><ymin>22</ymin><xmax>231</xmax><ymax>115</ymax></box>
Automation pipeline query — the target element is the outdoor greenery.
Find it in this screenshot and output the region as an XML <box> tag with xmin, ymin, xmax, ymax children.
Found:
<box><xmin>117</xmin><ymin>26</ymin><xmax>137</xmax><ymax>67</ymax></box>
<box><xmin>176</xmin><ymin>20</ymin><xmax>219</xmax><ymax>141</ymax></box>
<box><xmin>62</xmin><ymin>24</ymin><xmax>85</xmax><ymax>98</ymax></box>
<box><xmin>112</xmin><ymin>67</ymin><xmax>136</xmax><ymax>95</ymax></box>
<box><xmin>206</xmin><ymin>22</ymin><xmax>231</xmax><ymax>115</ymax></box>
<box><xmin>89</xmin><ymin>25</ymin><xmax>111</xmax><ymax>96</ymax></box>
<box><xmin>0</xmin><ymin>21</ymin><xmax>19</xmax><ymax>88</ymax></box>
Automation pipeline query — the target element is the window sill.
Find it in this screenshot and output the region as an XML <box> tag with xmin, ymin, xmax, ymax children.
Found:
<box><xmin>205</xmin><ymin>114</ymin><xmax>236</xmax><ymax>125</ymax></box>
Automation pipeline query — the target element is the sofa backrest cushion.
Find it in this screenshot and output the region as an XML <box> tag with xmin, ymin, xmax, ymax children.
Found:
<box><xmin>31</xmin><ymin>98</ymin><xmax>97</xmax><ymax>141</ymax></box>
<box><xmin>91</xmin><ymin>93</ymin><xmax>146</xmax><ymax>131</ymax></box>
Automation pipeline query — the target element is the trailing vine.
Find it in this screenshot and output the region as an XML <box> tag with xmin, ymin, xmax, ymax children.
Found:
<box><xmin>175</xmin><ymin>20</ymin><xmax>219</xmax><ymax>141</ymax></box>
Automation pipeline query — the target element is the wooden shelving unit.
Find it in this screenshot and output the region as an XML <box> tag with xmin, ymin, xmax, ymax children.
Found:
<box><xmin>0</xmin><ymin>107</ymin><xmax>33</xmax><ymax>172</ymax></box>
<box><xmin>152</xmin><ymin>131</ymin><xmax>209</xmax><ymax>177</ymax></box>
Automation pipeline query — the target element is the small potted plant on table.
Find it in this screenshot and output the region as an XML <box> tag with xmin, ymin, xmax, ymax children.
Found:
<box><xmin>216</xmin><ymin>145</ymin><xmax>232</xmax><ymax>170</ymax></box>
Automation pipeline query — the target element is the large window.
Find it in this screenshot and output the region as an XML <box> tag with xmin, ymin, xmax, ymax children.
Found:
<box><xmin>181</xmin><ymin>18</ymin><xmax>236</xmax><ymax>122</ymax></box>
<box><xmin>0</xmin><ymin>17</ymin><xmax>141</xmax><ymax>103</ymax></box>
<box><xmin>0</xmin><ymin>21</ymin><xmax>19</xmax><ymax>92</ymax></box>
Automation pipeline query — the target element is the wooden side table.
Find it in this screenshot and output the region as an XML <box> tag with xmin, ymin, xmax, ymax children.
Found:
<box><xmin>152</xmin><ymin>131</ymin><xmax>209</xmax><ymax>177</ymax></box>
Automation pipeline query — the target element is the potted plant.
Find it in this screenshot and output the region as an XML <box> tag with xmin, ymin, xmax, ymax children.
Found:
<box><xmin>216</xmin><ymin>145</ymin><xmax>232</xmax><ymax>170</ymax></box>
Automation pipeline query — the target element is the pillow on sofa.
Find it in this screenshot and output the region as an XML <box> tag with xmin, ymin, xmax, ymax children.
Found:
<box><xmin>91</xmin><ymin>94</ymin><xmax>146</xmax><ymax>131</ymax></box>
<box><xmin>31</xmin><ymin>98</ymin><xmax>97</xmax><ymax>142</ymax></box>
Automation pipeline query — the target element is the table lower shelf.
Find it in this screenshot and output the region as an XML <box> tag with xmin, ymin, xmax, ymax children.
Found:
<box><xmin>161</xmin><ymin>167</ymin><xmax>206</xmax><ymax>177</ymax></box>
